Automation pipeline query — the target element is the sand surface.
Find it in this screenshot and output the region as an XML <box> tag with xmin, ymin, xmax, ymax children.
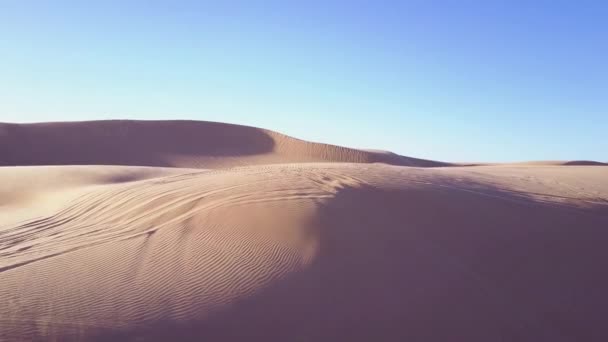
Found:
<box><xmin>1</xmin><ymin>120</ymin><xmax>607</xmax><ymax>341</ymax></box>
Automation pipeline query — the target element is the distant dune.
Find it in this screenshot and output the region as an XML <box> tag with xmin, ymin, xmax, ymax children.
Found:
<box><xmin>1</xmin><ymin>120</ymin><xmax>607</xmax><ymax>341</ymax></box>
<box><xmin>0</xmin><ymin>120</ymin><xmax>448</xmax><ymax>168</ymax></box>
<box><xmin>487</xmin><ymin>160</ymin><xmax>608</xmax><ymax>166</ymax></box>
<box><xmin>562</xmin><ymin>160</ymin><xmax>607</xmax><ymax>166</ymax></box>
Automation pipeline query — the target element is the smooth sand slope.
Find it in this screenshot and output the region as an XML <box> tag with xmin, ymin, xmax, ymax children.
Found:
<box><xmin>1</xmin><ymin>121</ymin><xmax>607</xmax><ymax>341</ymax></box>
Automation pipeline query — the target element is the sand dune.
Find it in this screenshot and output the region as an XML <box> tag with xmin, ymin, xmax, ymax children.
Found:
<box><xmin>0</xmin><ymin>120</ymin><xmax>447</xmax><ymax>168</ymax></box>
<box><xmin>1</xmin><ymin>121</ymin><xmax>608</xmax><ymax>341</ymax></box>
<box><xmin>470</xmin><ymin>160</ymin><xmax>608</xmax><ymax>166</ymax></box>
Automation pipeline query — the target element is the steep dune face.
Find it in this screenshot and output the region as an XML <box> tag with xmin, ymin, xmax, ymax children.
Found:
<box><xmin>0</xmin><ymin>120</ymin><xmax>447</xmax><ymax>168</ymax></box>
<box><xmin>1</xmin><ymin>164</ymin><xmax>607</xmax><ymax>341</ymax></box>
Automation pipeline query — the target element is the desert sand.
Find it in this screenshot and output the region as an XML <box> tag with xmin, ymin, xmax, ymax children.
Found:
<box><xmin>1</xmin><ymin>120</ymin><xmax>607</xmax><ymax>341</ymax></box>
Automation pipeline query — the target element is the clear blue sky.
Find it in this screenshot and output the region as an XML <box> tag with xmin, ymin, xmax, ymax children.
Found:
<box><xmin>1</xmin><ymin>1</ymin><xmax>606</xmax><ymax>162</ymax></box>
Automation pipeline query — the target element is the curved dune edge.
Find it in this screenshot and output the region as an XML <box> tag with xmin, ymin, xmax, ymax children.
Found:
<box><xmin>0</xmin><ymin>120</ymin><xmax>448</xmax><ymax>168</ymax></box>
<box><xmin>1</xmin><ymin>163</ymin><xmax>607</xmax><ymax>341</ymax></box>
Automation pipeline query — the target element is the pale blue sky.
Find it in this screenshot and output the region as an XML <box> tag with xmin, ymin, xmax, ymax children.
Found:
<box><xmin>1</xmin><ymin>1</ymin><xmax>606</xmax><ymax>162</ymax></box>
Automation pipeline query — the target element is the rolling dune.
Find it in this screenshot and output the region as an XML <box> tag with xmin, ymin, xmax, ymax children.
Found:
<box><xmin>1</xmin><ymin>121</ymin><xmax>607</xmax><ymax>341</ymax></box>
<box><xmin>0</xmin><ymin>120</ymin><xmax>447</xmax><ymax>168</ymax></box>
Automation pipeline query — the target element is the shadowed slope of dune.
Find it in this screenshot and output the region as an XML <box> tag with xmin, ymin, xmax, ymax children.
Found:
<box><xmin>0</xmin><ymin>120</ymin><xmax>448</xmax><ymax>168</ymax></box>
<box><xmin>175</xmin><ymin>180</ymin><xmax>608</xmax><ymax>342</ymax></box>
<box><xmin>1</xmin><ymin>164</ymin><xmax>607</xmax><ymax>341</ymax></box>
<box><xmin>0</xmin><ymin>120</ymin><xmax>274</xmax><ymax>168</ymax></box>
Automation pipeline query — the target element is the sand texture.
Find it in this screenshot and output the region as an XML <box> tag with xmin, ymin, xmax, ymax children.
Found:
<box><xmin>1</xmin><ymin>120</ymin><xmax>607</xmax><ymax>341</ymax></box>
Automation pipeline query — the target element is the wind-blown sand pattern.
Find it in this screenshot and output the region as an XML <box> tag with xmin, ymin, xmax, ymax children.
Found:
<box><xmin>1</xmin><ymin>121</ymin><xmax>607</xmax><ymax>341</ymax></box>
